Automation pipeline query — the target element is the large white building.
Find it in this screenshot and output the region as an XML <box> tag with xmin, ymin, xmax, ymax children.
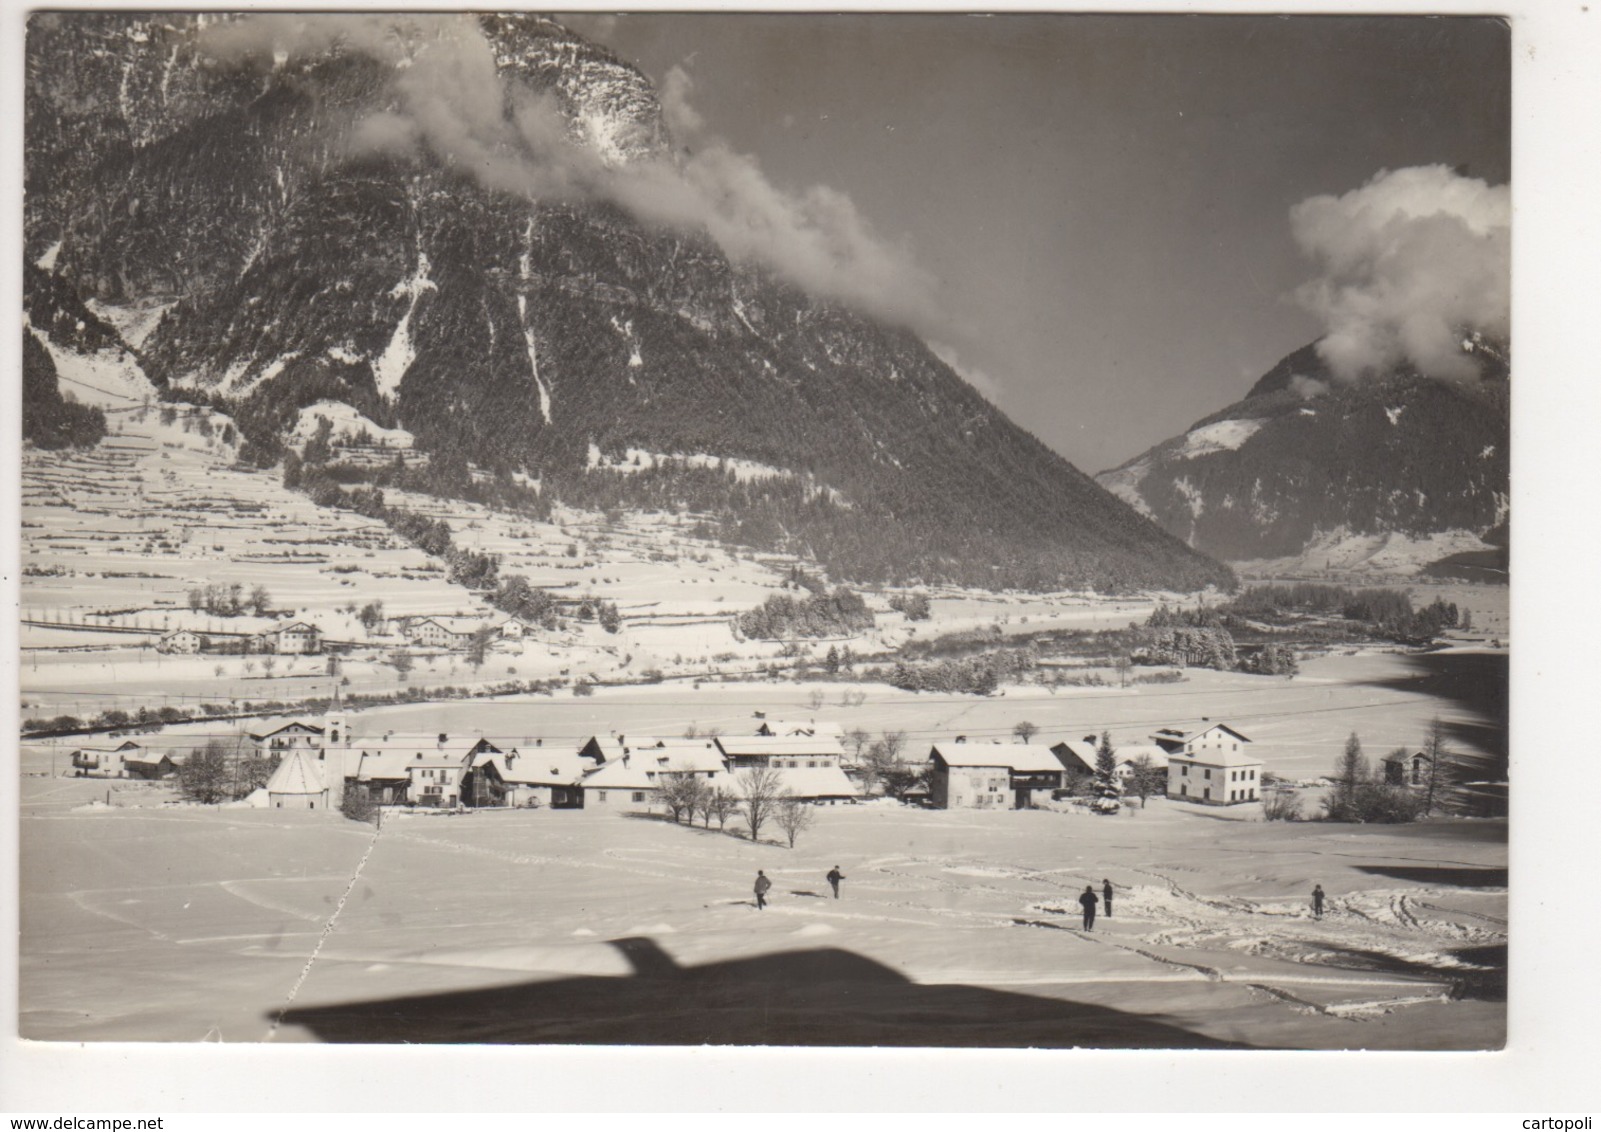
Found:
<box><xmin>1164</xmin><ymin>724</ymin><xmax>1263</xmax><ymax>805</ymax></box>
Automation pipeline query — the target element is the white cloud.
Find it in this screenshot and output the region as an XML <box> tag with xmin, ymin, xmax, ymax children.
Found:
<box><xmin>1291</xmin><ymin>164</ymin><xmax>1510</xmax><ymax>382</ymax></box>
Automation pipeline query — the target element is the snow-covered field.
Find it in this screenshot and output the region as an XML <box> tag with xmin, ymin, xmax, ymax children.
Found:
<box><xmin>17</xmin><ymin>763</ymin><xmax>1504</xmax><ymax>1048</ymax></box>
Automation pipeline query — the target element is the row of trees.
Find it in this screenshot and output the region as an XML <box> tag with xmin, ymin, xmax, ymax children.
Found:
<box><xmin>187</xmin><ymin>582</ymin><xmax>271</xmax><ymax>618</ymax></box>
<box><xmin>655</xmin><ymin>765</ymin><xmax>819</xmax><ymax>848</ymax></box>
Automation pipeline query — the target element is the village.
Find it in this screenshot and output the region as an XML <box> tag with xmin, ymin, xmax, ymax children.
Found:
<box><xmin>62</xmin><ymin>711</ymin><xmax>1270</xmax><ymax>818</ymax></box>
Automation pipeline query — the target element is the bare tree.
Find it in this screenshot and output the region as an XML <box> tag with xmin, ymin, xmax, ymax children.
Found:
<box><xmin>708</xmin><ymin>785</ymin><xmax>739</xmax><ymax>831</ymax></box>
<box><xmin>844</xmin><ymin>728</ymin><xmax>871</xmax><ymax>763</ymax></box>
<box><xmin>774</xmin><ymin>792</ymin><xmax>816</xmax><ymax>848</ymax></box>
<box><xmin>1012</xmin><ymin>720</ymin><xmax>1039</xmax><ymax>743</ymax></box>
<box><xmin>1127</xmin><ymin>753</ymin><xmax>1161</xmax><ymax>807</ymax></box>
<box><xmin>657</xmin><ymin>768</ymin><xmax>707</xmax><ymax>825</ymax></box>
<box><xmin>806</xmin><ymin>688</ymin><xmax>825</xmax><ymax>712</ymax></box>
<box><xmin>737</xmin><ymin>764</ymin><xmax>784</xmax><ymax>843</ymax></box>
<box><xmin>694</xmin><ymin>781</ymin><xmax>718</xmax><ymax>828</ymax></box>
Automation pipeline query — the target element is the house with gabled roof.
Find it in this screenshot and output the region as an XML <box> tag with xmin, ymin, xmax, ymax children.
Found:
<box><xmin>1112</xmin><ymin>742</ymin><xmax>1169</xmax><ymax>783</ymax></box>
<box><xmin>755</xmin><ymin>719</ymin><xmax>845</xmax><ymax>740</ymax></box>
<box><xmin>253</xmin><ymin>620</ymin><xmax>321</xmax><ymax>655</ymax></box>
<box><xmin>344</xmin><ymin>732</ymin><xmax>503</xmax><ymax>807</ymax></box>
<box><xmin>765</xmin><ymin>765</ymin><xmax>860</xmax><ymax>804</ymax></box>
<box><xmin>157</xmin><ymin>629</ymin><xmax>202</xmax><ymax>654</ymax></box>
<box><xmin>928</xmin><ymin>743</ymin><xmax>1067</xmax><ymax>810</ymax></box>
<box><xmin>581</xmin><ymin>739</ymin><xmax>728</xmax><ymax>814</ymax></box>
<box><xmin>124</xmin><ymin>751</ymin><xmax>179</xmax><ymax>780</ymax></box>
<box><xmin>715</xmin><ymin>735</ymin><xmax>845</xmax><ymax>770</ymax></box>
<box><xmin>483</xmin><ymin>747</ymin><xmax>589</xmax><ymax>809</ymax></box>
<box><xmin>1049</xmin><ymin>737</ymin><xmax>1099</xmax><ymax>778</ymax></box>
<box><xmin>403</xmin><ymin>616</ymin><xmax>485</xmax><ymax>650</ymax></box>
<box><xmin>249</xmin><ymin>720</ymin><xmax>325</xmax><ymax>758</ymax></box>
<box><xmin>1165</xmin><ymin>724</ymin><xmax>1263</xmax><ymax>805</ymax></box>
<box><xmin>70</xmin><ymin>739</ymin><xmax>142</xmax><ymax>777</ymax></box>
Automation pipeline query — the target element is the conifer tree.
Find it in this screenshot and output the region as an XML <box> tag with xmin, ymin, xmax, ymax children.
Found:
<box><xmin>1091</xmin><ymin>731</ymin><xmax>1122</xmax><ymax>815</ymax></box>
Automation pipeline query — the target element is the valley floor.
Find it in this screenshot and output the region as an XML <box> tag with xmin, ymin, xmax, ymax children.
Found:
<box><xmin>19</xmin><ymin>769</ymin><xmax>1504</xmax><ymax>1049</ymax></box>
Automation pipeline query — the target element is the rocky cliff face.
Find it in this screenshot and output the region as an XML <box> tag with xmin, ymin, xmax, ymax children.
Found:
<box><xmin>25</xmin><ymin>12</ymin><xmax>1234</xmax><ymax>593</ymax></box>
<box><xmin>1096</xmin><ymin>339</ymin><xmax>1509</xmax><ymax>571</ymax></box>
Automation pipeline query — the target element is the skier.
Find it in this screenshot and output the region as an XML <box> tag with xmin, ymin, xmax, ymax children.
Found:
<box><xmin>754</xmin><ymin>869</ymin><xmax>772</xmax><ymax>910</ymax></box>
<box><xmin>1311</xmin><ymin>883</ymin><xmax>1326</xmax><ymax>920</ymax></box>
<box><xmin>826</xmin><ymin>866</ymin><xmax>845</xmax><ymax>899</ymax></box>
<box><xmin>1102</xmin><ymin>879</ymin><xmax>1114</xmax><ymax>917</ymax></box>
<box><xmin>1079</xmin><ymin>884</ymin><xmax>1099</xmax><ymax>931</ymax></box>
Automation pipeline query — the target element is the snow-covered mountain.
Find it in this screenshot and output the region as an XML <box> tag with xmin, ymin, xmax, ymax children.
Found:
<box><xmin>25</xmin><ymin>11</ymin><xmax>1233</xmax><ymax>593</ymax></box>
<box><xmin>1096</xmin><ymin>340</ymin><xmax>1509</xmax><ymax>575</ymax></box>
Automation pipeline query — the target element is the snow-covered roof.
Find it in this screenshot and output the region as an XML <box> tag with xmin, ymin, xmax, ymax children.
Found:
<box><xmin>716</xmin><ymin>735</ymin><xmax>846</xmax><ymax>759</ymax></box>
<box><xmin>407</xmin><ymin>615</ymin><xmax>490</xmax><ymax>635</ymax></box>
<box><xmin>490</xmin><ymin>749</ymin><xmax>590</xmax><ymax>786</ymax></box>
<box><xmin>1048</xmin><ymin>740</ymin><xmax>1097</xmax><ymax>775</ymax></box>
<box><xmin>624</xmin><ymin>740</ymin><xmax>727</xmax><ymax>775</ymax></box>
<box><xmin>931</xmin><ymin>743</ymin><xmax>1066</xmax><ymax>773</ymax></box>
<box><xmin>1113</xmin><ymin>742</ymin><xmax>1169</xmax><ymax>767</ymax></box>
<box><xmin>124</xmin><ymin>752</ymin><xmax>176</xmax><ymax>769</ymax></box>
<box><xmin>581</xmin><ymin>757</ymin><xmax>660</xmax><ymax>791</ymax></box>
<box><xmin>250</xmin><ymin>720</ymin><xmax>324</xmax><ymax>741</ymax></box>
<box><xmin>350</xmin><ymin>735</ymin><xmax>491</xmax><ymax>776</ymax></box>
<box><xmin>768</xmin><ymin>765</ymin><xmax>859</xmax><ymax>799</ymax></box>
<box><xmin>265</xmin><ymin>748</ymin><xmax>327</xmax><ymax>796</ymax></box>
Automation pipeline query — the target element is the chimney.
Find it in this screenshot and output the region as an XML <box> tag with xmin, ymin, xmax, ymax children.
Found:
<box><xmin>437</xmin><ymin>733</ymin><xmax>447</xmax><ymax>747</ymax></box>
<box><xmin>535</xmin><ymin>737</ymin><xmax>543</xmax><ymax>748</ymax></box>
<box><xmin>955</xmin><ymin>735</ymin><xmax>966</xmax><ymax>744</ymax></box>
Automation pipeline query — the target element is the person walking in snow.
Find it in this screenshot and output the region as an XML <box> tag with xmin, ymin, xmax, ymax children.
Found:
<box><xmin>1102</xmin><ymin>879</ymin><xmax>1114</xmax><ymax>917</ymax></box>
<box><xmin>826</xmin><ymin>866</ymin><xmax>845</xmax><ymax>899</ymax></box>
<box><xmin>754</xmin><ymin>870</ymin><xmax>772</xmax><ymax>910</ymax></box>
<box><xmin>1079</xmin><ymin>884</ymin><xmax>1099</xmax><ymax>931</ymax></box>
<box><xmin>1312</xmin><ymin>884</ymin><xmax>1325</xmax><ymax>920</ymax></box>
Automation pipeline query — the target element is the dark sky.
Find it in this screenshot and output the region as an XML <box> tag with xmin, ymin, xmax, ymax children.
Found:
<box><xmin>563</xmin><ymin>13</ymin><xmax>1510</xmax><ymax>472</ymax></box>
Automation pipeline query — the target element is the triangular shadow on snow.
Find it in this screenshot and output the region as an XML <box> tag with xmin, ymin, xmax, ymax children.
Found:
<box><xmin>275</xmin><ymin>935</ymin><xmax>1251</xmax><ymax>1048</ymax></box>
